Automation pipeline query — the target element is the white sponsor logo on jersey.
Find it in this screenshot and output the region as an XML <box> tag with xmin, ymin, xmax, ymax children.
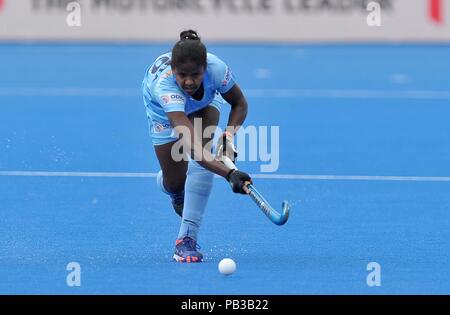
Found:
<box><xmin>222</xmin><ymin>68</ymin><xmax>232</xmax><ymax>86</ymax></box>
<box><xmin>160</xmin><ymin>93</ymin><xmax>185</xmax><ymax>105</ymax></box>
<box><xmin>153</xmin><ymin>121</ymin><xmax>172</xmax><ymax>133</ymax></box>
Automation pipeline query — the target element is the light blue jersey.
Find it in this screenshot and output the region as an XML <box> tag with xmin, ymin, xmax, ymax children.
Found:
<box><xmin>142</xmin><ymin>52</ymin><xmax>236</xmax><ymax>146</ymax></box>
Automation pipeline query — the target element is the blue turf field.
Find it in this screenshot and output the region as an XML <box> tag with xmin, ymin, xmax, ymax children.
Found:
<box><xmin>0</xmin><ymin>43</ymin><xmax>449</xmax><ymax>294</ymax></box>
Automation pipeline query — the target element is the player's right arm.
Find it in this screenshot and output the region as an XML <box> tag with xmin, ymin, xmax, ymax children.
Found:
<box><xmin>166</xmin><ymin>111</ymin><xmax>251</xmax><ymax>193</ymax></box>
<box><xmin>166</xmin><ymin>111</ymin><xmax>230</xmax><ymax>178</ymax></box>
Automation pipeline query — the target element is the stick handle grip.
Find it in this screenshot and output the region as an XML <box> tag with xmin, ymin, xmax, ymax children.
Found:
<box><xmin>221</xmin><ymin>156</ymin><xmax>237</xmax><ymax>171</ymax></box>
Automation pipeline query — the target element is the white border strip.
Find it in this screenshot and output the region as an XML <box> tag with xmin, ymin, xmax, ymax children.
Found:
<box><xmin>0</xmin><ymin>171</ymin><xmax>157</xmax><ymax>178</ymax></box>
<box><xmin>0</xmin><ymin>87</ymin><xmax>138</xmax><ymax>97</ymax></box>
<box><xmin>1</xmin><ymin>171</ymin><xmax>449</xmax><ymax>182</ymax></box>
<box><xmin>246</xmin><ymin>89</ymin><xmax>450</xmax><ymax>100</ymax></box>
<box><xmin>2</xmin><ymin>87</ymin><xmax>450</xmax><ymax>100</ymax></box>
<box><xmin>250</xmin><ymin>174</ymin><xmax>450</xmax><ymax>182</ymax></box>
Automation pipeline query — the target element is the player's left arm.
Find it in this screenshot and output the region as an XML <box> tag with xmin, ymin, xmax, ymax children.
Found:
<box><xmin>221</xmin><ymin>84</ymin><xmax>248</xmax><ymax>135</ymax></box>
<box><xmin>216</xmin><ymin>84</ymin><xmax>248</xmax><ymax>162</ymax></box>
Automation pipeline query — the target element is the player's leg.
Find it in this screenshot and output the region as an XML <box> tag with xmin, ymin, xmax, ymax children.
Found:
<box><xmin>148</xmin><ymin>114</ymin><xmax>188</xmax><ymax>216</ymax></box>
<box><xmin>174</xmin><ymin>102</ymin><xmax>221</xmax><ymax>263</ymax></box>
<box><xmin>154</xmin><ymin>141</ymin><xmax>188</xmax><ymax>216</ymax></box>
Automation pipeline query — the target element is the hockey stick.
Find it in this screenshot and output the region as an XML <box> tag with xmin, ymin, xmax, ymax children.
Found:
<box><xmin>221</xmin><ymin>156</ymin><xmax>291</xmax><ymax>226</ymax></box>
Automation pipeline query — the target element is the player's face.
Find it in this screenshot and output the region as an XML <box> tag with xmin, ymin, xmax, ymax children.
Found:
<box><xmin>173</xmin><ymin>61</ymin><xmax>205</xmax><ymax>96</ymax></box>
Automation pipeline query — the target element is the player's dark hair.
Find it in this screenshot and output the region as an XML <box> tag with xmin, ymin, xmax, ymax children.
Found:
<box><xmin>172</xmin><ymin>30</ymin><xmax>207</xmax><ymax>69</ymax></box>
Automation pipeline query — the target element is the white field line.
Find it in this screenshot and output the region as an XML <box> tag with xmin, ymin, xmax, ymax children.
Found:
<box><xmin>1</xmin><ymin>87</ymin><xmax>450</xmax><ymax>99</ymax></box>
<box><xmin>1</xmin><ymin>171</ymin><xmax>450</xmax><ymax>182</ymax></box>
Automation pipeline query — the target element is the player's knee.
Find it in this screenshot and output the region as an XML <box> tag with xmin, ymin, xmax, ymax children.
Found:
<box><xmin>157</xmin><ymin>170</ymin><xmax>186</xmax><ymax>194</ymax></box>
<box><xmin>188</xmin><ymin>161</ymin><xmax>213</xmax><ymax>178</ymax></box>
<box><xmin>186</xmin><ymin>161</ymin><xmax>214</xmax><ymax>195</ymax></box>
<box><xmin>164</xmin><ymin>177</ymin><xmax>186</xmax><ymax>193</ymax></box>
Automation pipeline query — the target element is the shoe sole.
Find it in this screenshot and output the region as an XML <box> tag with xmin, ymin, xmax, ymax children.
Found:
<box><xmin>173</xmin><ymin>254</ymin><xmax>202</xmax><ymax>263</ymax></box>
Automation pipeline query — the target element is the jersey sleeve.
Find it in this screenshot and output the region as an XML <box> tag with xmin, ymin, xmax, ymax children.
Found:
<box><xmin>154</xmin><ymin>80</ymin><xmax>186</xmax><ymax>113</ymax></box>
<box><xmin>208</xmin><ymin>54</ymin><xmax>236</xmax><ymax>94</ymax></box>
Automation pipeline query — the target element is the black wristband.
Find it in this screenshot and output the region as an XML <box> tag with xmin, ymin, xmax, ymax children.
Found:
<box><xmin>226</xmin><ymin>169</ymin><xmax>235</xmax><ymax>181</ymax></box>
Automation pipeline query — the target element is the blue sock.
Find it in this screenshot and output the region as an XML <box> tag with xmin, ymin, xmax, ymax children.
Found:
<box><xmin>177</xmin><ymin>160</ymin><xmax>214</xmax><ymax>241</ymax></box>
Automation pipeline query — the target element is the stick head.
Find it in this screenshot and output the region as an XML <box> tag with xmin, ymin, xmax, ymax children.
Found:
<box><xmin>276</xmin><ymin>200</ymin><xmax>291</xmax><ymax>226</ymax></box>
